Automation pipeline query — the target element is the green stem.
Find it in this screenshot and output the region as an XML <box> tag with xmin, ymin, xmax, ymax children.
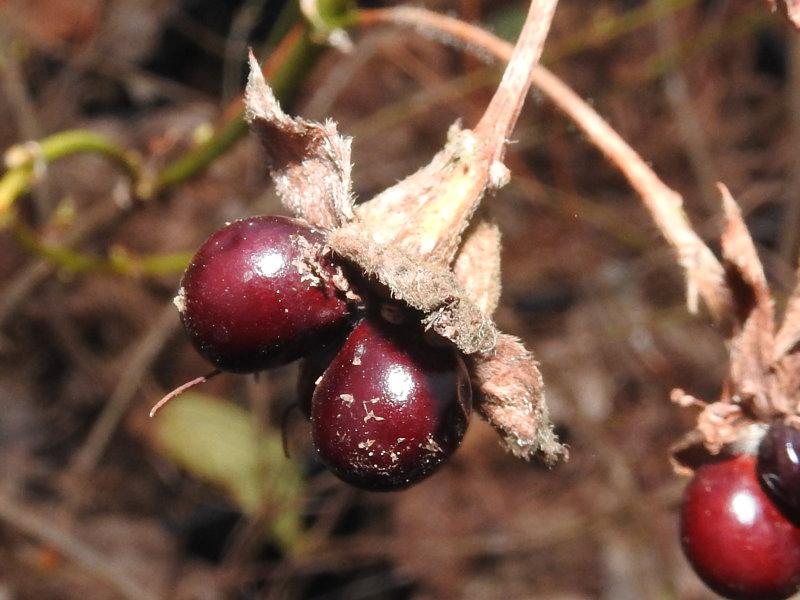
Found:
<box><xmin>0</xmin><ymin>168</ymin><xmax>31</xmax><ymax>215</ymax></box>
<box><xmin>149</xmin><ymin>28</ymin><xmax>322</xmax><ymax>197</ymax></box>
<box><xmin>0</xmin><ymin>130</ymin><xmax>139</xmax><ymax>213</ymax></box>
<box><xmin>12</xmin><ymin>222</ymin><xmax>102</xmax><ymax>272</ymax></box>
<box><xmin>12</xmin><ymin>221</ymin><xmax>192</xmax><ymax>276</ymax></box>
<box><xmin>2</xmin><ymin>11</ymin><xmax>324</xmax><ymax>210</ymax></box>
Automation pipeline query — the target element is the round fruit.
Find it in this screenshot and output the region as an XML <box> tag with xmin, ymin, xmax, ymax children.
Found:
<box><xmin>311</xmin><ymin>315</ymin><xmax>471</xmax><ymax>491</ymax></box>
<box><xmin>758</xmin><ymin>422</ymin><xmax>800</xmax><ymax>523</ymax></box>
<box><xmin>680</xmin><ymin>454</ymin><xmax>800</xmax><ymax>600</ymax></box>
<box><xmin>178</xmin><ymin>216</ymin><xmax>349</xmax><ymax>373</ymax></box>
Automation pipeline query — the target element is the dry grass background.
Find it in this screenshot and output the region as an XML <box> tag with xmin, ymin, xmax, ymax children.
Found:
<box><xmin>0</xmin><ymin>0</ymin><xmax>796</xmax><ymax>598</ymax></box>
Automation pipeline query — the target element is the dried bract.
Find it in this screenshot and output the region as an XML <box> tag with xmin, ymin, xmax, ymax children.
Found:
<box><xmin>468</xmin><ymin>334</ymin><xmax>565</xmax><ymax>463</ymax></box>
<box><xmin>670</xmin><ymin>185</ymin><xmax>800</xmax><ymax>472</ymax></box>
<box><xmin>453</xmin><ymin>217</ymin><xmax>502</xmax><ymax>316</ymax></box>
<box><xmin>768</xmin><ymin>0</ymin><xmax>800</xmax><ymax>29</ymax></box>
<box><xmin>245</xmin><ymin>51</ymin><xmax>354</xmax><ymax>229</ymax></box>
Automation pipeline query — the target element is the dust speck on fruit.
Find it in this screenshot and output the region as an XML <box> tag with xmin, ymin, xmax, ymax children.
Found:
<box><xmin>173</xmin><ymin>287</ymin><xmax>186</xmax><ymax>313</ymax></box>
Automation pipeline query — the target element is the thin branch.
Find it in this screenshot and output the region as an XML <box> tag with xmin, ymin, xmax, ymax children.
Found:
<box><xmin>147</xmin><ymin>23</ymin><xmax>318</xmax><ymax>198</ymax></box>
<box><xmin>356</xmin><ymin>6</ymin><xmax>734</xmax><ymax>322</ymax></box>
<box><xmin>0</xmin><ymin>200</ymin><xmax>120</xmax><ymax>328</ymax></box>
<box><xmin>0</xmin><ymin>24</ymin><xmax>321</xmax><ymax>327</ymax></box>
<box><xmin>348</xmin><ymin>0</ymin><xmax>558</xmax><ymax>268</ymax></box>
<box><xmin>149</xmin><ymin>369</ymin><xmax>220</xmax><ymax>418</ymax></box>
<box><xmin>12</xmin><ymin>220</ymin><xmax>191</xmax><ymax>276</ymax></box>
<box><xmin>474</xmin><ymin>0</ymin><xmax>558</xmax><ymax>164</ymax></box>
<box><xmin>0</xmin><ymin>130</ymin><xmax>140</xmax><ymax>214</ymax></box>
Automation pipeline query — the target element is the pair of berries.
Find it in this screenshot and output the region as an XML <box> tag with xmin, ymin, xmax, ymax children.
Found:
<box><xmin>177</xmin><ymin>215</ymin><xmax>471</xmax><ymax>491</ymax></box>
<box><xmin>680</xmin><ymin>423</ymin><xmax>800</xmax><ymax>599</ymax></box>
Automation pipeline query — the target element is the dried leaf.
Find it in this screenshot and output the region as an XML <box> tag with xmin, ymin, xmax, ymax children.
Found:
<box><xmin>718</xmin><ymin>184</ymin><xmax>770</xmax><ymax>316</ymax></box>
<box><xmin>152</xmin><ymin>392</ymin><xmax>303</xmax><ymax>550</ymax></box>
<box><xmin>668</xmin><ymin>397</ymin><xmax>768</xmax><ymax>474</ymax></box>
<box><xmin>695</xmin><ymin>401</ymin><xmax>744</xmax><ymax>454</ymax></box>
<box><xmin>768</xmin><ymin>0</ymin><xmax>800</xmax><ymax>29</ymax></box>
<box><xmin>774</xmin><ymin>353</ymin><xmax>800</xmax><ymax>411</ymax></box>
<box><xmin>453</xmin><ymin>217</ymin><xmax>502</xmax><ymax>316</ymax></box>
<box><xmin>245</xmin><ymin>51</ymin><xmax>354</xmax><ymax>229</ymax></box>
<box><xmin>775</xmin><ymin>270</ymin><xmax>800</xmax><ymax>360</ymax></box>
<box><xmin>468</xmin><ymin>334</ymin><xmax>565</xmax><ymax>464</ymax></box>
<box><xmin>718</xmin><ymin>184</ymin><xmax>775</xmax><ymax>417</ymax></box>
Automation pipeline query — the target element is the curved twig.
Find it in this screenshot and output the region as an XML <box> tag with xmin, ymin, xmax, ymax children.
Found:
<box><xmin>356</xmin><ymin>6</ymin><xmax>734</xmax><ymax>322</ymax></box>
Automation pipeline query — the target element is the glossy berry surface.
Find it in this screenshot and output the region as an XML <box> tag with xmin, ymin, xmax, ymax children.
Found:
<box><xmin>178</xmin><ymin>216</ymin><xmax>349</xmax><ymax>373</ymax></box>
<box><xmin>758</xmin><ymin>422</ymin><xmax>800</xmax><ymax>522</ymax></box>
<box><xmin>311</xmin><ymin>316</ymin><xmax>471</xmax><ymax>491</ymax></box>
<box><xmin>680</xmin><ymin>454</ymin><xmax>800</xmax><ymax>600</ymax></box>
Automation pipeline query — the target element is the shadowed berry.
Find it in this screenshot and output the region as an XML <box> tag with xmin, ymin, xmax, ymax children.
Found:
<box><xmin>311</xmin><ymin>315</ymin><xmax>471</xmax><ymax>491</ymax></box>
<box><xmin>680</xmin><ymin>454</ymin><xmax>800</xmax><ymax>600</ymax></box>
<box><xmin>758</xmin><ymin>422</ymin><xmax>800</xmax><ymax>523</ymax></box>
<box><xmin>178</xmin><ymin>216</ymin><xmax>349</xmax><ymax>373</ymax></box>
<box><xmin>296</xmin><ymin>332</ymin><xmax>350</xmax><ymax>418</ymax></box>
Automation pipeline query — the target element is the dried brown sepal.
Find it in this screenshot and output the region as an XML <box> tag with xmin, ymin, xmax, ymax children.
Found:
<box><xmin>768</xmin><ymin>0</ymin><xmax>800</xmax><ymax>29</ymax></box>
<box><xmin>669</xmin><ymin>387</ymin><xmax>705</xmax><ymax>409</ymax></box>
<box><xmin>354</xmin><ymin>124</ymin><xmax>505</xmax><ymax>266</ymax></box>
<box><xmin>669</xmin><ymin>186</ymin><xmax>798</xmax><ymax>474</ymax></box>
<box><xmin>718</xmin><ymin>184</ymin><xmax>776</xmax><ymax>419</ymax></box>
<box><xmin>669</xmin><ymin>389</ymin><xmax>767</xmax><ymax>475</ymax></box>
<box><xmin>468</xmin><ymin>334</ymin><xmax>565</xmax><ymax>463</ymax></box>
<box><xmin>774</xmin><ymin>271</ymin><xmax>800</xmax><ymax>360</ymax></box>
<box><xmin>694</xmin><ymin>401</ymin><xmax>747</xmax><ymax>454</ymax></box>
<box><xmin>244</xmin><ymin>51</ymin><xmax>354</xmax><ymax>229</ymax></box>
<box><xmin>453</xmin><ymin>217</ymin><xmax>502</xmax><ymax>316</ymax></box>
<box><xmin>327</xmin><ymin>226</ymin><xmax>497</xmax><ymax>354</ymax></box>
<box><xmin>669</xmin><ymin>423</ymin><xmax>754</xmax><ymax>477</ymax></box>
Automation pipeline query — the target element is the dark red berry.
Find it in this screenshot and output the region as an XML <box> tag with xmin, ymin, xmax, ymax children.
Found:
<box><xmin>311</xmin><ymin>315</ymin><xmax>471</xmax><ymax>491</ymax></box>
<box><xmin>178</xmin><ymin>216</ymin><xmax>349</xmax><ymax>373</ymax></box>
<box><xmin>680</xmin><ymin>454</ymin><xmax>800</xmax><ymax>600</ymax></box>
<box><xmin>758</xmin><ymin>422</ymin><xmax>800</xmax><ymax>522</ymax></box>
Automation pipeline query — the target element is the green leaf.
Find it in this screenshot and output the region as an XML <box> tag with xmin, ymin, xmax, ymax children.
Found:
<box><xmin>153</xmin><ymin>392</ymin><xmax>303</xmax><ymax>551</ymax></box>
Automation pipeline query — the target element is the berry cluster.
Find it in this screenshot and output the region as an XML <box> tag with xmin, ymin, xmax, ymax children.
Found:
<box><xmin>680</xmin><ymin>423</ymin><xmax>800</xmax><ymax>600</ymax></box>
<box><xmin>176</xmin><ymin>215</ymin><xmax>472</xmax><ymax>491</ymax></box>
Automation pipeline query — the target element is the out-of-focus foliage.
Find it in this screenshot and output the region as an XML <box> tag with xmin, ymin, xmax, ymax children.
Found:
<box><xmin>153</xmin><ymin>392</ymin><xmax>304</xmax><ymax>551</ymax></box>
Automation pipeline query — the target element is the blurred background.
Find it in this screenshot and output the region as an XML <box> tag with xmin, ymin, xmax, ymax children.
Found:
<box><xmin>0</xmin><ymin>0</ymin><xmax>794</xmax><ymax>598</ymax></box>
